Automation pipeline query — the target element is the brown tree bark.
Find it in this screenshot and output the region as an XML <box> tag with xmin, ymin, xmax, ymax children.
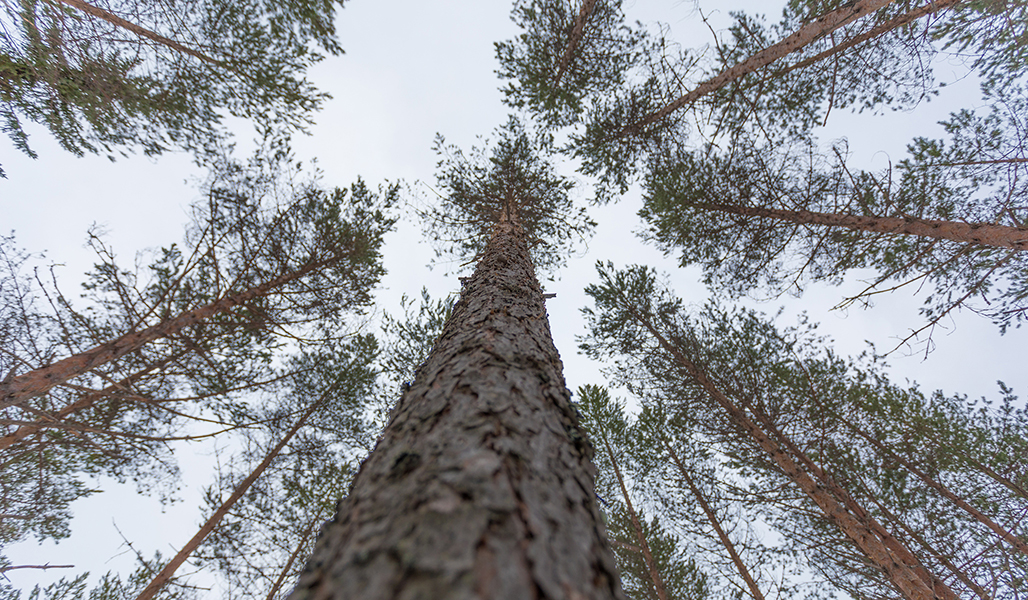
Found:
<box><xmin>763</xmin><ymin>0</ymin><xmax>962</xmax><ymax>84</ymax></box>
<box><xmin>0</xmin><ymin>351</ymin><xmax>184</xmax><ymax>451</ymax></box>
<box><xmin>662</xmin><ymin>440</ymin><xmax>766</xmax><ymax>600</ymax></box>
<box><xmin>624</xmin><ymin>306</ymin><xmax>953</xmax><ymax>600</ymax></box>
<box><xmin>751</xmin><ymin>410</ymin><xmax>959</xmax><ymax>600</ymax></box>
<box><xmin>135</xmin><ymin>382</ymin><xmax>335</xmax><ymax>600</ymax></box>
<box><xmin>266</xmin><ymin>519</ymin><xmax>319</xmax><ymax>600</ymax></box>
<box><xmin>690</xmin><ymin>202</ymin><xmax>1028</xmax><ymax>251</ymax></box>
<box><xmin>865</xmin><ymin>485</ymin><xmax>992</xmax><ymax>600</ymax></box>
<box><xmin>0</xmin><ymin>257</ymin><xmax>333</xmax><ymax>412</ymax></box>
<box><xmin>553</xmin><ymin>0</ymin><xmax>598</xmax><ymax>86</ymax></box>
<box><xmin>288</xmin><ymin>221</ymin><xmax>624</xmax><ymax>600</ymax></box>
<box><xmin>837</xmin><ymin>415</ymin><xmax>1028</xmax><ymax>557</ymax></box>
<box><xmin>597</xmin><ymin>427</ymin><xmax>668</xmax><ymax>600</ymax></box>
<box><xmin>47</xmin><ymin>0</ymin><xmax>221</xmax><ymax>65</ymax></box>
<box><xmin>625</xmin><ymin>0</ymin><xmax>897</xmax><ymax>134</ymax></box>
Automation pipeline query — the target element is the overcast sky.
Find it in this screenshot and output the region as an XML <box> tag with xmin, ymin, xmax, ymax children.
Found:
<box><xmin>2</xmin><ymin>0</ymin><xmax>1026</xmax><ymax>593</ymax></box>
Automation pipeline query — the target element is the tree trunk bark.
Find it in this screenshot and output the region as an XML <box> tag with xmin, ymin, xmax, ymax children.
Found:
<box><xmin>0</xmin><ymin>351</ymin><xmax>185</xmax><ymax>451</ymax></box>
<box><xmin>662</xmin><ymin>440</ymin><xmax>766</xmax><ymax>600</ymax></box>
<box><xmin>135</xmin><ymin>379</ymin><xmax>335</xmax><ymax>600</ymax></box>
<box><xmin>289</xmin><ymin>222</ymin><xmax>624</xmax><ymax>600</ymax></box>
<box><xmin>47</xmin><ymin>0</ymin><xmax>221</xmax><ymax>65</ymax></box>
<box><xmin>763</xmin><ymin>0</ymin><xmax>962</xmax><ymax>83</ymax></box>
<box><xmin>837</xmin><ymin>414</ymin><xmax>1028</xmax><ymax>557</ymax></box>
<box><xmin>691</xmin><ymin>202</ymin><xmax>1028</xmax><ymax>251</ymax></box>
<box><xmin>625</xmin><ymin>306</ymin><xmax>951</xmax><ymax>600</ymax></box>
<box><xmin>553</xmin><ymin>0</ymin><xmax>598</xmax><ymax>87</ymax></box>
<box><xmin>0</xmin><ymin>257</ymin><xmax>332</xmax><ymax>412</ymax></box>
<box><xmin>625</xmin><ymin>0</ymin><xmax>896</xmax><ymax>134</ymax></box>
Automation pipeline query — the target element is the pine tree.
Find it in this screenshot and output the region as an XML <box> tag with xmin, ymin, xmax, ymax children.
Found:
<box><xmin>576</xmin><ymin>384</ymin><xmax>709</xmax><ymax>600</ymax></box>
<box><xmin>0</xmin><ymin>148</ymin><xmax>395</xmax><ymax>561</ymax></box>
<box><xmin>138</xmin><ymin>338</ymin><xmax>379</xmax><ymax>600</ymax></box>
<box><xmin>581</xmin><ymin>262</ymin><xmax>1028</xmax><ymax>599</ymax></box>
<box><xmin>1</xmin><ymin>0</ymin><xmax>347</xmax><ymax>174</ymax></box>
<box><xmin>639</xmin><ymin>92</ymin><xmax>1028</xmax><ymax>339</ymax></box>
<box><xmin>288</xmin><ymin>122</ymin><xmax>625</xmax><ymax>599</ymax></box>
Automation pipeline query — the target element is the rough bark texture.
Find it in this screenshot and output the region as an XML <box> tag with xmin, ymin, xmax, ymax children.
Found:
<box><xmin>694</xmin><ymin>202</ymin><xmax>1028</xmax><ymax>251</ymax></box>
<box><xmin>289</xmin><ymin>222</ymin><xmax>624</xmax><ymax>600</ymax></box>
<box><xmin>627</xmin><ymin>0</ymin><xmax>896</xmax><ymax>133</ymax></box>
<box><xmin>0</xmin><ymin>258</ymin><xmax>330</xmax><ymax>412</ymax></box>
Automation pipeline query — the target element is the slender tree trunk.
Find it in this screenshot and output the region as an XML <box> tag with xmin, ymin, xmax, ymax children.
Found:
<box><xmin>0</xmin><ymin>351</ymin><xmax>184</xmax><ymax>451</ymax></box>
<box><xmin>47</xmin><ymin>0</ymin><xmax>221</xmax><ymax>65</ymax></box>
<box><xmin>597</xmin><ymin>427</ymin><xmax>668</xmax><ymax>600</ymax></box>
<box><xmin>763</xmin><ymin>0</ymin><xmax>962</xmax><ymax>83</ymax></box>
<box><xmin>289</xmin><ymin>222</ymin><xmax>624</xmax><ymax>600</ymax></box>
<box><xmin>624</xmin><ymin>306</ymin><xmax>950</xmax><ymax>600</ymax></box>
<box><xmin>662</xmin><ymin>440</ymin><xmax>766</xmax><ymax>600</ymax></box>
<box><xmin>865</xmin><ymin>485</ymin><xmax>992</xmax><ymax>600</ymax></box>
<box><xmin>838</xmin><ymin>415</ymin><xmax>1028</xmax><ymax>557</ymax></box>
<box><xmin>952</xmin><ymin>450</ymin><xmax>1028</xmax><ymax>501</ymax></box>
<box><xmin>135</xmin><ymin>383</ymin><xmax>334</xmax><ymax>600</ymax></box>
<box><xmin>266</xmin><ymin>519</ymin><xmax>319</xmax><ymax>600</ymax></box>
<box><xmin>553</xmin><ymin>0</ymin><xmax>598</xmax><ymax>86</ymax></box>
<box><xmin>690</xmin><ymin>202</ymin><xmax>1028</xmax><ymax>250</ymax></box>
<box><xmin>625</xmin><ymin>0</ymin><xmax>896</xmax><ymax>134</ymax></box>
<box><xmin>0</xmin><ymin>257</ymin><xmax>332</xmax><ymax>412</ymax></box>
<box><xmin>752</xmin><ymin>410</ymin><xmax>959</xmax><ymax>600</ymax></box>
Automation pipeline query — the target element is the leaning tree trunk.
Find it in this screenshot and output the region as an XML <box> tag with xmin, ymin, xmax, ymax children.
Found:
<box><xmin>625</xmin><ymin>0</ymin><xmax>896</xmax><ymax>134</ymax></box>
<box><xmin>690</xmin><ymin>202</ymin><xmax>1028</xmax><ymax>251</ymax></box>
<box><xmin>289</xmin><ymin>221</ymin><xmax>625</xmax><ymax>600</ymax></box>
<box><xmin>0</xmin><ymin>256</ymin><xmax>333</xmax><ymax>412</ymax></box>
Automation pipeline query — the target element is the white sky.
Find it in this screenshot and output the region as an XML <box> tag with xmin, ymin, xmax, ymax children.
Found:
<box><xmin>2</xmin><ymin>0</ymin><xmax>1025</xmax><ymax>593</ymax></box>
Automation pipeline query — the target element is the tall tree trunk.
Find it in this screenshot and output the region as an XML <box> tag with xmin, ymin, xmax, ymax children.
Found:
<box><xmin>289</xmin><ymin>222</ymin><xmax>624</xmax><ymax>600</ymax></box>
<box><xmin>47</xmin><ymin>0</ymin><xmax>221</xmax><ymax>65</ymax></box>
<box><xmin>0</xmin><ymin>257</ymin><xmax>333</xmax><ymax>412</ymax></box>
<box><xmin>625</xmin><ymin>0</ymin><xmax>896</xmax><ymax>134</ymax></box>
<box><xmin>0</xmin><ymin>351</ymin><xmax>185</xmax><ymax>451</ymax></box>
<box><xmin>751</xmin><ymin>409</ymin><xmax>959</xmax><ymax>600</ymax></box>
<box><xmin>661</xmin><ymin>440</ymin><xmax>766</xmax><ymax>600</ymax></box>
<box><xmin>837</xmin><ymin>414</ymin><xmax>1028</xmax><ymax>557</ymax></box>
<box><xmin>597</xmin><ymin>426</ymin><xmax>668</xmax><ymax>600</ymax></box>
<box><xmin>687</xmin><ymin>202</ymin><xmax>1028</xmax><ymax>251</ymax></box>
<box><xmin>864</xmin><ymin>483</ymin><xmax>992</xmax><ymax>600</ymax></box>
<box><xmin>553</xmin><ymin>0</ymin><xmax>598</xmax><ymax>86</ymax></box>
<box><xmin>135</xmin><ymin>379</ymin><xmax>336</xmax><ymax>600</ymax></box>
<box><xmin>763</xmin><ymin>0</ymin><xmax>962</xmax><ymax>83</ymax></box>
<box><xmin>266</xmin><ymin>519</ymin><xmax>319</xmax><ymax>600</ymax></box>
<box><xmin>624</xmin><ymin>306</ymin><xmax>952</xmax><ymax>600</ymax></box>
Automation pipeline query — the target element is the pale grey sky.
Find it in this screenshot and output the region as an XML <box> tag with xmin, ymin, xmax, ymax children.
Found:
<box><xmin>2</xmin><ymin>0</ymin><xmax>1025</xmax><ymax>593</ymax></box>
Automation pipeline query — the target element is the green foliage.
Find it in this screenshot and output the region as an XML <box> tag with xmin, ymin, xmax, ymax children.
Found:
<box><xmin>0</xmin><ymin>147</ymin><xmax>396</xmax><ymax>548</ymax></box>
<box><xmin>576</xmin><ymin>384</ymin><xmax>711</xmax><ymax>600</ymax></box>
<box><xmin>495</xmin><ymin>0</ymin><xmax>649</xmax><ymax>130</ymax></box>
<box><xmin>0</xmin><ymin>0</ymin><xmax>347</xmax><ymax>175</ymax></box>
<box><xmin>933</xmin><ymin>0</ymin><xmax>1028</xmax><ymax>94</ymax></box>
<box><xmin>581</xmin><ymin>262</ymin><xmax>1028</xmax><ymax>599</ymax></box>
<box><xmin>378</xmin><ymin>288</ymin><xmax>452</xmax><ymax>394</ymax></box>
<box><xmin>425</xmin><ymin>116</ymin><xmax>594</xmax><ymax>275</ymax></box>
<box><xmin>9</xmin><ymin>554</ymin><xmax>197</xmax><ymax>600</ymax></box>
<box><xmin>639</xmin><ymin>91</ymin><xmax>1028</xmax><ymax>337</ymax></box>
<box><xmin>195</xmin><ymin>338</ymin><xmax>378</xmax><ymax>599</ymax></box>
